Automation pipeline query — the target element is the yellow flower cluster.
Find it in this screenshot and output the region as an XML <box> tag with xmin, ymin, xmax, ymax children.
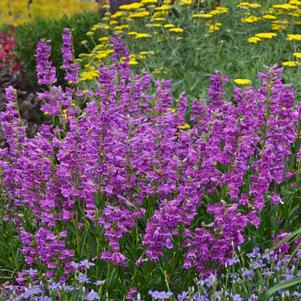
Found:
<box><xmin>0</xmin><ymin>0</ymin><xmax>98</xmax><ymax>26</ymax></box>
<box><xmin>192</xmin><ymin>5</ymin><xmax>228</xmax><ymax>33</ymax></box>
<box><xmin>78</xmin><ymin>0</ymin><xmax>193</xmax><ymax>81</ymax></box>
<box><xmin>236</xmin><ymin>0</ymin><xmax>301</xmax><ymax>68</ymax></box>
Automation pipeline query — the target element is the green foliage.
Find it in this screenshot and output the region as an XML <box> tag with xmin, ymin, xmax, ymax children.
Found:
<box><xmin>14</xmin><ymin>12</ymin><xmax>102</xmax><ymax>86</ymax></box>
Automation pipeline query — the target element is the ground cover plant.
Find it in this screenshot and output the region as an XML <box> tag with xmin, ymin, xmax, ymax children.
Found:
<box><xmin>0</xmin><ymin>25</ymin><xmax>301</xmax><ymax>300</ymax></box>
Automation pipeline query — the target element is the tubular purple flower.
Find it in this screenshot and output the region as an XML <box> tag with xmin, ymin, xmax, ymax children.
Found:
<box><xmin>35</xmin><ymin>40</ymin><xmax>57</xmax><ymax>85</ymax></box>
<box><xmin>61</xmin><ymin>28</ymin><xmax>79</xmax><ymax>84</ymax></box>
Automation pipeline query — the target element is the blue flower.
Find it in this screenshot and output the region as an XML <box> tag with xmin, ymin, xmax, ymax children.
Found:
<box><xmin>86</xmin><ymin>290</ymin><xmax>100</xmax><ymax>301</ymax></box>
<box><xmin>77</xmin><ymin>273</ymin><xmax>90</xmax><ymax>284</ymax></box>
<box><xmin>148</xmin><ymin>290</ymin><xmax>173</xmax><ymax>300</ymax></box>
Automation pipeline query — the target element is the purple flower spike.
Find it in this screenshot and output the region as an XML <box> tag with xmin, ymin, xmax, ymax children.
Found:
<box><xmin>35</xmin><ymin>40</ymin><xmax>56</xmax><ymax>85</ymax></box>
<box><xmin>61</xmin><ymin>28</ymin><xmax>79</xmax><ymax>84</ymax></box>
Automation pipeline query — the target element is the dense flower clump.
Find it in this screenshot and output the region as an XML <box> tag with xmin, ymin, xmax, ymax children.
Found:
<box><xmin>1</xmin><ymin>29</ymin><xmax>301</xmax><ymax>292</ymax></box>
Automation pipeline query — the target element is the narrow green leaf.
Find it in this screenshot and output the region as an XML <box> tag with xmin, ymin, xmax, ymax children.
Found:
<box><xmin>263</xmin><ymin>276</ymin><xmax>301</xmax><ymax>301</ymax></box>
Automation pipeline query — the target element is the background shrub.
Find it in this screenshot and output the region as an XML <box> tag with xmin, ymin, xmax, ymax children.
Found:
<box><xmin>14</xmin><ymin>12</ymin><xmax>102</xmax><ymax>87</ymax></box>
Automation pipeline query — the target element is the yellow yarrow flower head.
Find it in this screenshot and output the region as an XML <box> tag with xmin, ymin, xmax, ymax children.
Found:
<box><xmin>129</xmin><ymin>11</ymin><xmax>150</xmax><ymax>18</ymax></box>
<box><xmin>234</xmin><ymin>78</ymin><xmax>252</xmax><ymax>85</ymax></box>
<box><xmin>119</xmin><ymin>2</ymin><xmax>144</xmax><ymax>10</ymax></box>
<box><xmin>99</xmin><ymin>37</ymin><xmax>109</xmax><ymax>42</ymax></box>
<box><xmin>262</xmin><ymin>14</ymin><xmax>277</xmax><ymax>20</ymax></box>
<box><xmin>287</xmin><ymin>34</ymin><xmax>301</xmax><ymax>41</ymax></box>
<box><xmin>255</xmin><ymin>32</ymin><xmax>277</xmax><ymax>39</ymax></box>
<box><xmin>248</xmin><ymin>36</ymin><xmax>262</xmax><ymax>43</ymax></box>
<box><xmin>135</xmin><ymin>33</ymin><xmax>152</xmax><ymax>38</ymax></box>
<box><xmin>155</xmin><ymin>4</ymin><xmax>172</xmax><ymax>11</ymax></box>
<box><xmin>271</xmin><ymin>24</ymin><xmax>286</xmax><ymax>31</ymax></box>
<box><xmin>80</xmin><ymin>70</ymin><xmax>99</xmax><ymax>81</ymax></box>
<box><xmin>215</xmin><ymin>6</ymin><xmax>229</xmax><ymax>14</ymax></box>
<box><xmin>282</xmin><ymin>61</ymin><xmax>300</xmax><ymax>67</ymax></box>
<box><xmin>241</xmin><ymin>15</ymin><xmax>261</xmax><ymax>23</ymax></box>
<box><xmin>192</xmin><ymin>13</ymin><xmax>213</xmax><ymax>19</ymax></box>
<box><xmin>209</xmin><ymin>23</ymin><xmax>222</xmax><ymax>32</ymax></box>
<box><xmin>272</xmin><ymin>4</ymin><xmax>297</xmax><ymax>10</ymax></box>
<box><xmin>112</xmin><ymin>11</ymin><xmax>124</xmax><ymax>19</ymax></box>
<box><xmin>152</xmin><ymin>17</ymin><xmax>166</xmax><ymax>21</ymax></box>
<box><xmin>293</xmin><ymin>52</ymin><xmax>301</xmax><ymax>59</ymax></box>
<box><xmin>237</xmin><ymin>2</ymin><xmax>261</xmax><ymax>9</ymax></box>
<box><xmin>163</xmin><ymin>23</ymin><xmax>175</xmax><ymax>28</ymax></box>
<box><xmin>169</xmin><ymin>27</ymin><xmax>184</xmax><ymax>33</ymax></box>
<box><xmin>141</xmin><ymin>0</ymin><xmax>158</xmax><ymax>4</ymax></box>
<box><xmin>92</xmin><ymin>24</ymin><xmax>101</xmax><ymax>31</ymax></box>
<box><xmin>129</xmin><ymin>59</ymin><xmax>139</xmax><ymax>65</ymax></box>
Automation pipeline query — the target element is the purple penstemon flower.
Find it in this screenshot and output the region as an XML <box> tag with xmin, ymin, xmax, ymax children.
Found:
<box><xmin>61</xmin><ymin>28</ymin><xmax>79</xmax><ymax>84</ymax></box>
<box><xmin>35</xmin><ymin>40</ymin><xmax>56</xmax><ymax>85</ymax></box>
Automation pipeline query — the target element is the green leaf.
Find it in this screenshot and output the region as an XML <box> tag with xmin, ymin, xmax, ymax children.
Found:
<box><xmin>263</xmin><ymin>276</ymin><xmax>301</xmax><ymax>301</ymax></box>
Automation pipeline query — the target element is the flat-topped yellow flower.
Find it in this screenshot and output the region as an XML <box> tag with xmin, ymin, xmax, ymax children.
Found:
<box><xmin>210</xmin><ymin>7</ymin><xmax>229</xmax><ymax>15</ymax></box>
<box><xmin>271</xmin><ymin>24</ymin><xmax>286</xmax><ymax>31</ymax></box>
<box><xmin>262</xmin><ymin>14</ymin><xmax>277</xmax><ymax>20</ymax></box>
<box><xmin>98</xmin><ymin>37</ymin><xmax>109</xmax><ymax>42</ymax></box>
<box><xmin>255</xmin><ymin>32</ymin><xmax>277</xmax><ymax>39</ymax></box>
<box><xmin>119</xmin><ymin>2</ymin><xmax>144</xmax><ymax>10</ymax></box>
<box><xmin>237</xmin><ymin>2</ymin><xmax>261</xmax><ymax>9</ymax></box>
<box><xmin>129</xmin><ymin>11</ymin><xmax>150</xmax><ymax>18</ymax></box>
<box><xmin>169</xmin><ymin>27</ymin><xmax>184</xmax><ymax>33</ymax></box>
<box><xmin>209</xmin><ymin>23</ymin><xmax>222</xmax><ymax>32</ymax></box>
<box><xmin>287</xmin><ymin>34</ymin><xmax>301</xmax><ymax>41</ymax></box>
<box><xmin>111</xmin><ymin>11</ymin><xmax>124</xmax><ymax>19</ymax></box>
<box><xmin>128</xmin><ymin>31</ymin><xmax>138</xmax><ymax>36</ymax></box>
<box><xmin>248</xmin><ymin>36</ymin><xmax>261</xmax><ymax>43</ymax></box>
<box><xmin>135</xmin><ymin>33</ymin><xmax>152</xmax><ymax>38</ymax></box>
<box><xmin>215</xmin><ymin>6</ymin><xmax>229</xmax><ymax>14</ymax></box>
<box><xmin>95</xmin><ymin>50</ymin><xmax>114</xmax><ymax>60</ymax></box>
<box><xmin>92</xmin><ymin>24</ymin><xmax>101</xmax><ymax>31</ymax></box>
<box><xmin>234</xmin><ymin>79</ymin><xmax>252</xmax><ymax>85</ymax></box>
<box><xmin>273</xmin><ymin>4</ymin><xmax>297</xmax><ymax>10</ymax></box>
<box><xmin>80</xmin><ymin>70</ymin><xmax>99</xmax><ymax>81</ymax></box>
<box><xmin>113</xmin><ymin>25</ymin><xmax>129</xmax><ymax>31</ymax></box>
<box><xmin>241</xmin><ymin>16</ymin><xmax>261</xmax><ymax>23</ymax></box>
<box><xmin>129</xmin><ymin>59</ymin><xmax>139</xmax><ymax>65</ymax></box>
<box><xmin>282</xmin><ymin>61</ymin><xmax>300</xmax><ymax>67</ymax></box>
<box><xmin>290</xmin><ymin>0</ymin><xmax>301</xmax><ymax>5</ymax></box>
<box><xmin>155</xmin><ymin>4</ymin><xmax>172</xmax><ymax>11</ymax></box>
<box><xmin>177</xmin><ymin>123</ymin><xmax>190</xmax><ymax>130</ymax></box>
<box><xmin>293</xmin><ymin>52</ymin><xmax>301</xmax><ymax>59</ymax></box>
<box><xmin>152</xmin><ymin>17</ymin><xmax>165</xmax><ymax>21</ymax></box>
<box><xmin>141</xmin><ymin>0</ymin><xmax>158</xmax><ymax>4</ymax></box>
<box><xmin>163</xmin><ymin>23</ymin><xmax>175</xmax><ymax>28</ymax></box>
<box><xmin>192</xmin><ymin>13</ymin><xmax>213</xmax><ymax>19</ymax></box>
